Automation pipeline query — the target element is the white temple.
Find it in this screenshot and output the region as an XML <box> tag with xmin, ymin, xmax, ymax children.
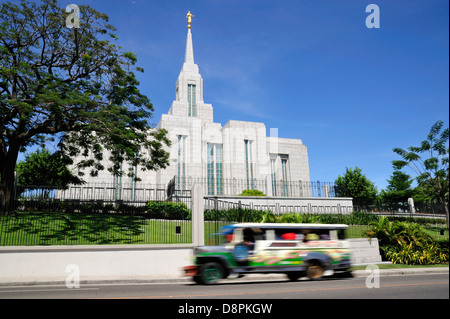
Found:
<box><xmin>77</xmin><ymin>12</ymin><xmax>311</xmax><ymax>198</ymax></box>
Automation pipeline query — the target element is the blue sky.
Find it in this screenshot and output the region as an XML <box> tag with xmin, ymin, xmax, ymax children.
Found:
<box><xmin>22</xmin><ymin>0</ymin><xmax>450</xmax><ymax>190</ymax></box>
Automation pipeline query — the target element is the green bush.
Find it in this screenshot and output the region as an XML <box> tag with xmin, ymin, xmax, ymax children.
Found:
<box><xmin>146</xmin><ymin>201</ymin><xmax>191</xmax><ymax>220</ymax></box>
<box><xmin>206</xmin><ymin>211</ymin><xmax>379</xmax><ymax>225</ymax></box>
<box><xmin>260</xmin><ymin>211</ymin><xmax>278</xmax><ymax>223</ymax></box>
<box><xmin>204</xmin><ymin>208</ymin><xmax>266</xmax><ymax>222</ymax></box>
<box><xmin>259</xmin><ymin>211</ymin><xmax>378</xmax><ymax>225</ymax></box>
<box><xmin>205</xmin><ymin>210</ymin><xmax>382</xmax><ymax>225</ymax></box>
<box><xmin>384</xmin><ymin>242</ymin><xmax>449</xmax><ymax>265</ymax></box>
<box><xmin>364</xmin><ymin>217</ymin><xmax>431</xmax><ymax>247</ymax></box>
<box><xmin>364</xmin><ymin>217</ymin><xmax>449</xmax><ymax>264</ymax></box>
<box><xmin>238</xmin><ymin>189</ymin><xmax>266</xmax><ymax>196</ymax></box>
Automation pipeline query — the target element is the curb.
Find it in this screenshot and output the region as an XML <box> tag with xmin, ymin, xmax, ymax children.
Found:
<box><xmin>352</xmin><ymin>267</ymin><xmax>449</xmax><ymax>277</ymax></box>
<box><xmin>0</xmin><ymin>267</ymin><xmax>447</xmax><ymax>287</ymax></box>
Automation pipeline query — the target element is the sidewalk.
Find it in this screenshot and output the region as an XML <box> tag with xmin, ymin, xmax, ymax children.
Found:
<box><xmin>0</xmin><ymin>266</ymin><xmax>447</xmax><ymax>287</ymax></box>
<box><xmin>352</xmin><ymin>266</ymin><xmax>449</xmax><ymax>277</ymax></box>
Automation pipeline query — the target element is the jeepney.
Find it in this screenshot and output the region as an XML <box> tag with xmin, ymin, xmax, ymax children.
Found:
<box><xmin>184</xmin><ymin>223</ymin><xmax>352</xmax><ymax>285</ymax></box>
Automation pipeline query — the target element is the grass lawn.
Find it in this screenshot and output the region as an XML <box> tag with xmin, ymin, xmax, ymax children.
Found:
<box><xmin>0</xmin><ymin>211</ymin><xmax>184</xmax><ymax>245</ymax></box>
<box><xmin>0</xmin><ymin>211</ymin><xmax>233</xmax><ymax>246</ymax></box>
<box><xmin>346</xmin><ymin>225</ymin><xmax>371</xmax><ymax>239</ymax></box>
<box><xmin>424</xmin><ymin>226</ymin><xmax>449</xmax><ymax>241</ymax></box>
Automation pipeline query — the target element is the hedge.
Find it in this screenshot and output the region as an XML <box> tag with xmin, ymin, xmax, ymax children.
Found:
<box><xmin>146</xmin><ymin>201</ymin><xmax>191</xmax><ymax>220</ymax></box>
<box><xmin>145</xmin><ymin>202</ymin><xmax>447</xmax><ymax>226</ymax></box>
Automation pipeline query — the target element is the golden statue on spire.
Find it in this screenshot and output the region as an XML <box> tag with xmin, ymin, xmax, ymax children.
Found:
<box><xmin>186</xmin><ymin>11</ymin><xmax>194</xmax><ymax>29</ymax></box>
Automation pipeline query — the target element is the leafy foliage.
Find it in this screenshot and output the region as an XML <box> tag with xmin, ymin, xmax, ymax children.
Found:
<box><xmin>0</xmin><ymin>0</ymin><xmax>170</xmax><ymax>213</ymax></box>
<box><xmin>238</xmin><ymin>189</ymin><xmax>266</xmax><ymax>196</ymax></box>
<box><xmin>15</xmin><ymin>148</ymin><xmax>83</xmax><ymax>188</ymax></box>
<box><xmin>204</xmin><ymin>208</ymin><xmax>267</xmax><ymax>222</ymax></box>
<box><xmin>380</xmin><ymin>171</ymin><xmax>414</xmax><ymax>205</ymax></box>
<box><xmin>385</xmin><ymin>242</ymin><xmax>448</xmax><ymax>265</ymax></box>
<box><xmin>392</xmin><ymin>120</ymin><xmax>449</xmax><ymax>229</ymax></box>
<box><xmin>146</xmin><ymin>201</ymin><xmax>191</xmax><ymax>220</ymax></box>
<box><xmin>364</xmin><ymin>217</ymin><xmax>448</xmax><ymax>264</ymax></box>
<box><xmin>204</xmin><ymin>210</ymin><xmax>381</xmax><ymax>225</ymax></box>
<box><xmin>335</xmin><ymin>167</ymin><xmax>378</xmax><ymax>207</ymax></box>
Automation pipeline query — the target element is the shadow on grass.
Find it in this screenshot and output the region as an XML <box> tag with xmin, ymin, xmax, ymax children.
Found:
<box><xmin>0</xmin><ymin>211</ymin><xmax>148</xmax><ymax>245</ymax></box>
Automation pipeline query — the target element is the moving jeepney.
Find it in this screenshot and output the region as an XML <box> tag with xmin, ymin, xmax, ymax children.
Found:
<box><xmin>184</xmin><ymin>223</ymin><xmax>352</xmax><ymax>285</ymax></box>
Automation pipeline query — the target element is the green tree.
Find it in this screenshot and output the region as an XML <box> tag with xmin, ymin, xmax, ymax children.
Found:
<box><xmin>393</xmin><ymin>120</ymin><xmax>449</xmax><ymax>229</ymax></box>
<box><xmin>335</xmin><ymin>167</ymin><xmax>377</xmax><ymax>208</ymax></box>
<box><xmin>0</xmin><ymin>0</ymin><xmax>170</xmax><ymax>214</ymax></box>
<box><xmin>411</xmin><ymin>184</ymin><xmax>432</xmax><ymax>205</ymax></box>
<box><xmin>15</xmin><ymin>148</ymin><xmax>83</xmax><ymax>187</ymax></box>
<box><xmin>380</xmin><ymin>170</ymin><xmax>414</xmax><ymax>211</ymax></box>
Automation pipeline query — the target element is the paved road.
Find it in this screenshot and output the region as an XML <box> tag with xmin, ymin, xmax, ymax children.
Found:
<box><xmin>0</xmin><ymin>272</ymin><xmax>448</xmax><ymax>301</ymax></box>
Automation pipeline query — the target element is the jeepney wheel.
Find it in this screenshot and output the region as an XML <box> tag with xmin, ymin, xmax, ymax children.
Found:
<box><xmin>306</xmin><ymin>263</ymin><xmax>324</xmax><ymax>280</ymax></box>
<box><xmin>197</xmin><ymin>262</ymin><xmax>224</xmax><ymax>285</ymax></box>
<box><xmin>193</xmin><ymin>275</ymin><xmax>203</xmax><ymax>284</ymax></box>
<box><xmin>286</xmin><ymin>272</ymin><xmax>302</xmax><ymax>281</ymax></box>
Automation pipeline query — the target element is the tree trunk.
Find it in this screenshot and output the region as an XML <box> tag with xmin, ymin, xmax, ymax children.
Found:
<box><xmin>0</xmin><ymin>183</ymin><xmax>15</xmax><ymax>216</ymax></box>
<box><xmin>0</xmin><ymin>144</ymin><xmax>20</xmax><ymax>216</ymax></box>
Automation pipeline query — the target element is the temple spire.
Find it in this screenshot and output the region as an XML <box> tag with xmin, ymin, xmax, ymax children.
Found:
<box><xmin>184</xmin><ymin>12</ymin><xmax>195</xmax><ymax>64</ymax></box>
<box><xmin>184</xmin><ymin>27</ymin><xmax>194</xmax><ymax>64</ymax></box>
<box><xmin>168</xmin><ymin>11</ymin><xmax>212</xmax><ymax>122</ymax></box>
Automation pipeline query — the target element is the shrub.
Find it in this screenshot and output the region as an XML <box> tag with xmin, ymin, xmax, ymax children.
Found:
<box><xmin>364</xmin><ymin>217</ymin><xmax>432</xmax><ymax>247</ymax></box>
<box><xmin>204</xmin><ymin>208</ymin><xmax>266</xmax><ymax>222</ymax></box>
<box><xmin>206</xmin><ymin>210</ymin><xmax>382</xmax><ymax>225</ymax></box>
<box><xmin>364</xmin><ymin>217</ymin><xmax>448</xmax><ymax>264</ymax></box>
<box><xmin>238</xmin><ymin>189</ymin><xmax>266</xmax><ymax>196</ymax></box>
<box><xmin>385</xmin><ymin>242</ymin><xmax>449</xmax><ymax>265</ymax></box>
<box><xmin>146</xmin><ymin>201</ymin><xmax>191</xmax><ymax>220</ymax></box>
<box><xmin>279</xmin><ymin>212</ymin><xmax>300</xmax><ymax>223</ymax></box>
<box><xmin>261</xmin><ymin>211</ymin><xmax>278</xmax><ymax>223</ymax></box>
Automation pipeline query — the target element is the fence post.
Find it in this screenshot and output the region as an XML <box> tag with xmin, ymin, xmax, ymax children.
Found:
<box><xmin>238</xmin><ymin>200</ymin><xmax>242</xmax><ymax>222</ymax></box>
<box><xmin>324</xmin><ymin>184</ymin><xmax>330</xmax><ymax>198</ymax></box>
<box><xmin>266</xmin><ymin>175</ymin><xmax>273</xmax><ymax>197</ymax></box>
<box><xmin>408</xmin><ymin>198</ymin><xmax>416</xmax><ymax>216</ymax></box>
<box><xmin>192</xmin><ymin>183</ymin><xmax>204</xmax><ymax>246</ymax></box>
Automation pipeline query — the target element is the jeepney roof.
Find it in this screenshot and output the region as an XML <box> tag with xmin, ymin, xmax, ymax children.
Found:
<box><xmin>230</xmin><ymin>223</ymin><xmax>348</xmax><ymax>230</ymax></box>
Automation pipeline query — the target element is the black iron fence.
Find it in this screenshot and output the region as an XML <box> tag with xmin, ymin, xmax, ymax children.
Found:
<box><xmin>0</xmin><ymin>183</ymin><xmax>192</xmax><ymax>246</ymax></box>
<box><xmin>1</xmin><ymin>183</ymin><xmax>447</xmax><ymax>246</ymax></box>
<box><xmin>172</xmin><ymin>176</ymin><xmax>338</xmax><ymax>198</ymax></box>
<box><xmin>354</xmin><ymin>199</ymin><xmax>447</xmax><ymax>216</ymax></box>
